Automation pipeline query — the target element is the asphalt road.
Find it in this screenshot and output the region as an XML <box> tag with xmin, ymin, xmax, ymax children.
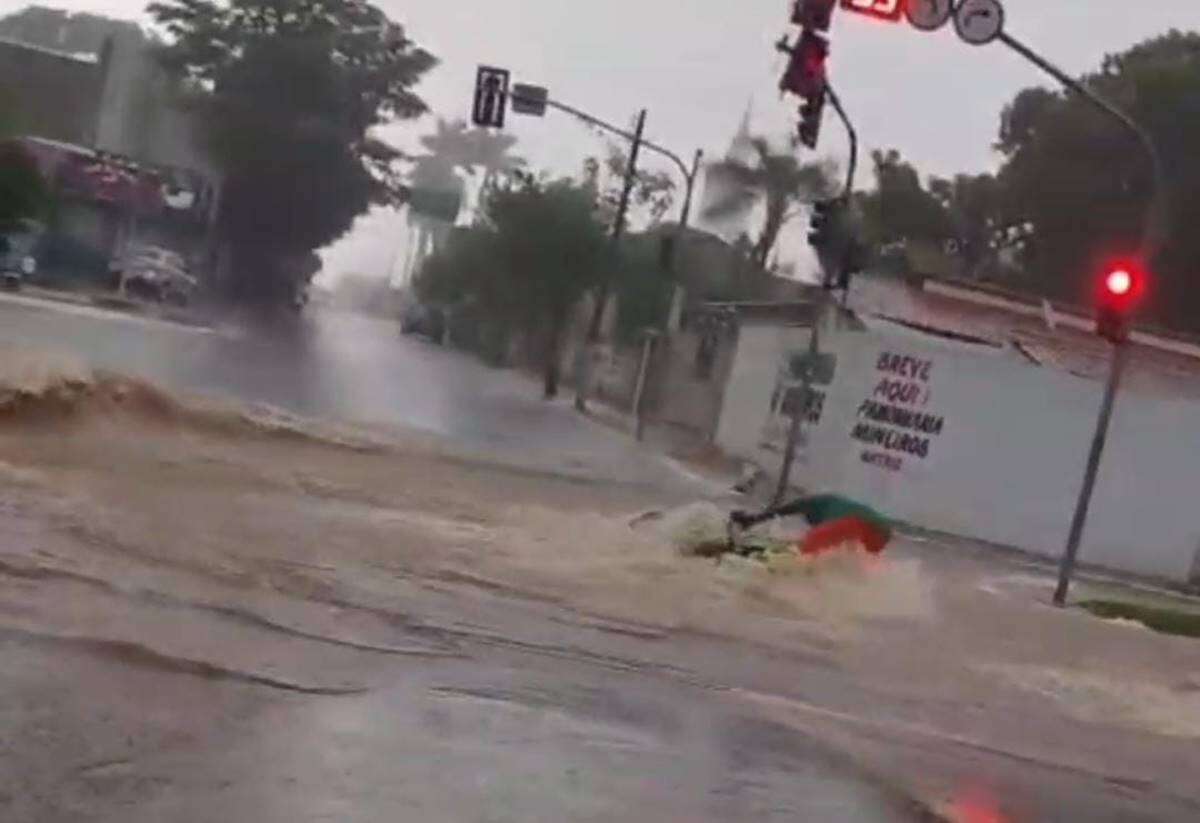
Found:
<box><xmin>4</xmin><ymin>293</ymin><xmax>1196</xmax><ymax>821</ymax></box>
<box><xmin>0</xmin><ymin>293</ymin><xmax>929</xmax><ymax>821</ymax></box>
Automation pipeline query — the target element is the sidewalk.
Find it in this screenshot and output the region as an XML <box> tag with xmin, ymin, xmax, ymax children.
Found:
<box><xmin>9</xmin><ymin>283</ymin><xmax>214</xmax><ymax>329</ymax></box>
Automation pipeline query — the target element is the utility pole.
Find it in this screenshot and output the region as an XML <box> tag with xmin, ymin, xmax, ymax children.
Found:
<box><xmin>485</xmin><ymin>76</ymin><xmax>703</xmax><ymax>414</ymax></box>
<box><xmin>574</xmin><ymin>109</ymin><xmax>646</xmax><ymax>413</ymax></box>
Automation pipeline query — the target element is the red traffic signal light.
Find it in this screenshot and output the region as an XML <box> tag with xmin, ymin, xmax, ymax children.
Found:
<box><xmin>1096</xmin><ymin>260</ymin><xmax>1146</xmax><ymax>343</ymax></box>
<box><xmin>779</xmin><ymin>30</ymin><xmax>829</xmax><ymax>99</ymax></box>
<box><xmin>1105</xmin><ymin>268</ymin><xmax>1133</xmax><ymax>298</ymax></box>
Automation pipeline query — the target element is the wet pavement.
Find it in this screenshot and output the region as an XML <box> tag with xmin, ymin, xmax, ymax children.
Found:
<box><xmin>0</xmin><ymin>296</ymin><xmax>683</xmax><ymax>487</ymax></box>
<box><xmin>2</xmin><ymin>293</ymin><xmax>1199</xmax><ymax>821</ymax></box>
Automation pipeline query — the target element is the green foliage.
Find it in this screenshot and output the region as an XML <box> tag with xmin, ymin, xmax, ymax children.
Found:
<box><xmin>148</xmin><ymin>0</ymin><xmax>436</xmax><ymax>302</ymax></box>
<box><xmin>856</xmin><ymin>150</ymin><xmax>1018</xmax><ymax>280</ymax></box>
<box><xmin>611</xmin><ymin>234</ymin><xmax>674</xmax><ymax>342</ymax></box>
<box><xmin>1081</xmin><ymin>600</ymin><xmax>1200</xmax><ymax>639</ymax></box>
<box><xmin>992</xmin><ymin>31</ymin><xmax>1200</xmax><ymax>328</ymax></box>
<box><xmin>0</xmin><ymin>141</ymin><xmax>47</xmax><ymax>232</ymax></box>
<box><xmin>703</xmin><ymin>136</ymin><xmax>839</xmax><ymax>269</ymax></box>
<box><xmin>584</xmin><ymin>143</ymin><xmax>677</xmax><ymax>230</ymax></box>
<box><xmin>415</xmin><ymin>174</ymin><xmax>609</xmax><ymax>389</ymax></box>
<box><xmin>484</xmin><ymin>176</ymin><xmax>609</xmax><ymax>323</ymax></box>
<box><xmin>854</xmin><ymin>31</ymin><xmax>1200</xmax><ymax>318</ymax></box>
<box><xmin>858</xmin><ymin>149</ymin><xmax>952</xmax><ymax>247</ymax></box>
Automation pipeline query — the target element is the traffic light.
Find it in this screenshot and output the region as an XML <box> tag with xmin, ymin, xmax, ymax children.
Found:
<box><xmin>808</xmin><ymin>199</ymin><xmax>837</xmax><ymax>250</ymax></box>
<box><xmin>835</xmin><ymin>238</ymin><xmax>868</xmax><ymax>291</ymax></box>
<box><xmin>793</xmin><ymin>0</ymin><xmax>836</xmax><ymax>31</ymax></box>
<box><xmin>778</xmin><ymin>29</ymin><xmax>829</xmax><ymax>99</ymax></box>
<box><xmin>798</xmin><ymin>88</ymin><xmax>826</xmax><ymax>149</ymax></box>
<box><xmin>1096</xmin><ymin>261</ymin><xmax>1146</xmax><ymax>344</ymax></box>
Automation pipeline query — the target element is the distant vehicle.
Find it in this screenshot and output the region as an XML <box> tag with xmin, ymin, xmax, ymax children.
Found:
<box><xmin>114</xmin><ymin>244</ymin><xmax>198</xmax><ymax>306</ymax></box>
<box><xmin>0</xmin><ymin>220</ymin><xmax>44</xmax><ymax>290</ymax></box>
<box><xmin>400</xmin><ymin>303</ymin><xmax>446</xmax><ymax>343</ymax></box>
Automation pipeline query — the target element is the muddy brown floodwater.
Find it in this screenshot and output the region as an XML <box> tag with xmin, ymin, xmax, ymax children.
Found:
<box><xmin>1</xmin><ymin>347</ymin><xmax>1200</xmax><ymax>822</ymax></box>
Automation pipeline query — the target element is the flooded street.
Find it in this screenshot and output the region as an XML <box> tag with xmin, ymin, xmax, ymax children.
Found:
<box><xmin>0</xmin><ymin>296</ymin><xmax>684</xmax><ymax>487</ymax></box>
<box><xmin>0</xmin><ymin>299</ymin><xmax>1199</xmax><ymax>821</ymax></box>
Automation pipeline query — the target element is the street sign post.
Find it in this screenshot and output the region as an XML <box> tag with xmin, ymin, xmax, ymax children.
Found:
<box><xmin>954</xmin><ymin>0</ymin><xmax>1005</xmax><ymax>46</ymax></box>
<box><xmin>906</xmin><ymin>0</ymin><xmax>954</xmax><ymax>32</ymax></box>
<box><xmin>472</xmin><ymin>66</ymin><xmax>511</xmax><ymax>128</ymax></box>
<box><xmin>511</xmin><ymin>83</ymin><xmax>549</xmax><ymax>117</ymax></box>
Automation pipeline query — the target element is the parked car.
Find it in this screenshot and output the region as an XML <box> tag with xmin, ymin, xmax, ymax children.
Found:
<box><xmin>0</xmin><ymin>220</ymin><xmax>44</xmax><ymax>290</ymax></box>
<box><xmin>400</xmin><ymin>303</ymin><xmax>447</xmax><ymax>343</ymax></box>
<box><xmin>114</xmin><ymin>245</ymin><xmax>198</xmax><ymax>306</ymax></box>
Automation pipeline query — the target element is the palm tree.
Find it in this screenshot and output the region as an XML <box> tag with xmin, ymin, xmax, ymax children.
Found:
<box><xmin>402</xmin><ymin>121</ymin><xmax>525</xmax><ymax>283</ymax></box>
<box><xmin>703</xmin><ymin>135</ymin><xmax>839</xmax><ymax>270</ymax></box>
<box><xmin>462</xmin><ymin>127</ymin><xmax>524</xmax><ymax>195</ymax></box>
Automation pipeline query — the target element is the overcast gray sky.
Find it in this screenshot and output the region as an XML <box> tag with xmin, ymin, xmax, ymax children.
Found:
<box><xmin>11</xmin><ymin>0</ymin><xmax>1200</xmax><ymax>280</ymax></box>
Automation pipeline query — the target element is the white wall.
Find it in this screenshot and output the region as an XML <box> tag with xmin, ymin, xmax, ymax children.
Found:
<box><xmin>717</xmin><ymin>318</ymin><xmax>1200</xmax><ymax>584</ymax></box>
<box><xmin>716</xmin><ymin>322</ymin><xmax>812</xmax><ymax>460</ymax></box>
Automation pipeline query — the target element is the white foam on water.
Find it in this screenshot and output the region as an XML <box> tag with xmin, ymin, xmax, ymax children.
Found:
<box><xmin>475</xmin><ymin>504</ymin><xmax>936</xmax><ymax>642</ymax></box>
<box><xmin>980</xmin><ymin>663</ymin><xmax>1200</xmax><ymax>738</ymax></box>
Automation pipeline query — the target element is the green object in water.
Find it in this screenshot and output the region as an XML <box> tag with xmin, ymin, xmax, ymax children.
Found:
<box><xmin>1080</xmin><ymin>600</ymin><xmax>1200</xmax><ymax>639</ymax></box>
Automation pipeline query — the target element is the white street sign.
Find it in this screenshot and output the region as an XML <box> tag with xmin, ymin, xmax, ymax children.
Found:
<box><xmin>954</xmin><ymin>0</ymin><xmax>1005</xmax><ymax>46</ymax></box>
<box><xmin>906</xmin><ymin>0</ymin><xmax>955</xmax><ymax>32</ymax></box>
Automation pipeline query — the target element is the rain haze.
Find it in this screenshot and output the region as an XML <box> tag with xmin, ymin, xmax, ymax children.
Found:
<box><xmin>17</xmin><ymin>0</ymin><xmax>1200</xmax><ymax>280</ymax></box>
<box><xmin>4</xmin><ymin>1</ymin><xmax>1200</xmax><ymax>820</ymax></box>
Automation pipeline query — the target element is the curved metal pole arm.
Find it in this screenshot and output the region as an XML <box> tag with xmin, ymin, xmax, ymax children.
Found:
<box><xmin>999</xmin><ymin>32</ymin><xmax>1168</xmax><ymax>257</ymax></box>
<box><xmin>542</xmin><ymin>98</ymin><xmax>691</xmax><ymax>183</ymax></box>
<box><xmin>823</xmin><ymin>83</ymin><xmax>858</xmax><ymax>199</ymax></box>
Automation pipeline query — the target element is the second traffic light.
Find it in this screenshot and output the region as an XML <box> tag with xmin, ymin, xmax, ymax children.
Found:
<box><xmin>798</xmin><ymin>88</ymin><xmax>827</xmax><ymax>149</ymax></box>
<box><xmin>779</xmin><ymin>29</ymin><xmax>829</xmax><ymax>99</ymax></box>
<box><xmin>1096</xmin><ymin>262</ymin><xmax>1146</xmax><ymax>344</ymax></box>
<box><xmin>808</xmin><ymin>198</ymin><xmax>838</xmax><ymax>250</ymax></box>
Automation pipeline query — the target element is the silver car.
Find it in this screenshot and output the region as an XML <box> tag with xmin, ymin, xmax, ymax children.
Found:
<box><xmin>116</xmin><ymin>245</ymin><xmax>198</xmax><ymax>306</ymax></box>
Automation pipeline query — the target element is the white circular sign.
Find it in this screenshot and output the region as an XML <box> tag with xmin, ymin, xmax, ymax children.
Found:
<box><xmin>906</xmin><ymin>0</ymin><xmax>954</xmax><ymax>32</ymax></box>
<box><xmin>954</xmin><ymin>0</ymin><xmax>1005</xmax><ymax>46</ymax></box>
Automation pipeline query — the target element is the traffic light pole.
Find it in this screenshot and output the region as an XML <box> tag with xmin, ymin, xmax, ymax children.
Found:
<box><xmin>994</xmin><ymin>32</ymin><xmax>1163</xmax><ymax>605</ymax></box>
<box><xmin>824</xmin><ymin>83</ymin><xmax>858</xmax><ymax>198</ymax></box>
<box><xmin>773</xmin><ymin>82</ymin><xmax>858</xmax><ymax>505</ymax></box>
<box><xmin>1053</xmin><ymin>341</ymin><xmax>1129</xmax><ymax>606</ymax></box>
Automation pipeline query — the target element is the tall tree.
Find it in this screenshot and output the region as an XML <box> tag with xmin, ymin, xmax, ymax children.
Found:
<box><xmin>858</xmin><ymin>149</ymin><xmax>952</xmax><ymax>247</ymax></box>
<box><xmin>405</xmin><ymin>119</ymin><xmax>524</xmax><ymax>280</ymax></box>
<box><xmin>583</xmin><ymin>143</ymin><xmax>676</xmax><ymax>231</ymax></box>
<box><xmin>0</xmin><ymin>141</ymin><xmax>46</xmax><ymax>235</ymax></box>
<box><xmin>993</xmin><ymin>31</ymin><xmax>1200</xmax><ymax>328</ymax></box>
<box><xmin>148</xmin><ymin>0</ymin><xmax>436</xmax><ymax>305</ymax></box>
<box><xmin>702</xmin><ymin>136</ymin><xmax>838</xmax><ymax>269</ymax></box>
<box><xmin>415</xmin><ymin>173</ymin><xmax>608</xmax><ymax>398</ymax></box>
